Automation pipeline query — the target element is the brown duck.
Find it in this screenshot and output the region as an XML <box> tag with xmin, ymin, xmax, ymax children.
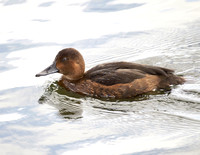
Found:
<box><xmin>36</xmin><ymin>48</ymin><xmax>185</xmax><ymax>99</ymax></box>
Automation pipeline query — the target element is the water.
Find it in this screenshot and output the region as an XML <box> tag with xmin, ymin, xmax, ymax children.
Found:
<box><xmin>1</xmin><ymin>0</ymin><xmax>200</xmax><ymax>154</ymax></box>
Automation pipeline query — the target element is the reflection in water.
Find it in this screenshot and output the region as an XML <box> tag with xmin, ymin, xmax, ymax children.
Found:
<box><xmin>38</xmin><ymin>81</ymin><xmax>83</xmax><ymax>119</ymax></box>
<box><xmin>0</xmin><ymin>32</ymin><xmax>145</xmax><ymax>53</ymax></box>
<box><xmin>84</xmin><ymin>0</ymin><xmax>144</xmax><ymax>12</ymax></box>
<box><xmin>38</xmin><ymin>80</ymin><xmax>172</xmax><ymax>117</ymax></box>
<box><xmin>0</xmin><ymin>54</ymin><xmax>16</xmax><ymax>73</ymax></box>
<box><xmin>37</xmin><ymin>80</ymin><xmax>200</xmax><ymax>122</ymax></box>
<box><xmin>67</xmin><ymin>31</ymin><xmax>147</xmax><ymax>50</ymax></box>
<box><xmin>38</xmin><ymin>1</ymin><xmax>55</xmax><ymax>7</ymax></box>
<box><xmin>0</xmin><ymin>0</ymin><xmax>26</xmax><ymax>6</ymax></box>
<box><xmin>32</xmin><ymin>19</ymin><xmax>50</xmax><ymax>22</ymax></box>
<box><xmin>0</xmin><ymin>39</ymin><xmax>56</xmax><ymax>53</ymax></box>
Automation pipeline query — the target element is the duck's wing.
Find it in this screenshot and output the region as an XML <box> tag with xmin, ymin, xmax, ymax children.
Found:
<box><xmin>85</xmin><ymin>62</ymin><xmax>174</xmax><ymax>86</ymax></box>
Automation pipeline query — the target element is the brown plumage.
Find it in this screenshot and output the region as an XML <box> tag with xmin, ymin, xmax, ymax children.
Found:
<box><xmin>36</xmin><ymin>48</ymin><xmax>185</xmax><ymax>99</ymax></box>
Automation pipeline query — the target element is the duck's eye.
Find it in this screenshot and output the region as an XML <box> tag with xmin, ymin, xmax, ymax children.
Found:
<box><xmin>62</xmin><ymin>57</ymin><xmax>68</xmax><ymax>62</ymax></box>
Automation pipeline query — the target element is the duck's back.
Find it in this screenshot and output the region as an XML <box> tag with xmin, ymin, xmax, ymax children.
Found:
<box><xmin>85</xmin><ymin>62</ymin><xmax>183</xmax><ymax>86</ymax></box>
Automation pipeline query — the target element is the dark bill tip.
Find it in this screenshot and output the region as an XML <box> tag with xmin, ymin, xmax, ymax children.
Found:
<box><xmin>35</xmin><ymin>62</ymin><xmax>59</xmax><ymax>77</ymax></box>
<box><xmin>35</xmin><ymin>74</ymin><xmax>40</xmax><ymax>77</ymax></box>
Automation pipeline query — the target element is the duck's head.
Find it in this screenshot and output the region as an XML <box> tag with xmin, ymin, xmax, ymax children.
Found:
<box><xmin>36</xmin><ymin>48</ymin><xmax>85</xmax><ymax>81</ymax></box>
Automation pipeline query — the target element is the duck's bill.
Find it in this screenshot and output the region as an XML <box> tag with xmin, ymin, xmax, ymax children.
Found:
<box><xmin>35</xmin><ymin>62</ymin><xmax>59</xmax><ymax>77</ymax></box>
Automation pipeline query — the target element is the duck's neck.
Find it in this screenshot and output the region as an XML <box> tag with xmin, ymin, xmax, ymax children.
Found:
<box><xmin>62</xmin><ymin>74</ymin><xmax>83</xmax><ymax>82</ymax></box>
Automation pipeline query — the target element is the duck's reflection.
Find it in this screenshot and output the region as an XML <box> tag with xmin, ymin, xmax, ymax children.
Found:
<box><xmin>37</xmin><ymin>79</ymin><xmax>173</xmax><ymax>120</ymax></box>
<box><xmin>38</xmin><ymin>81</ymin><xmax>83</xmax><ymax>119</ymax></box>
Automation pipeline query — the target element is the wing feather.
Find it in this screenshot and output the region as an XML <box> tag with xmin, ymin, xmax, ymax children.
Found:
<box><xmin>85</xmin><ymin>62</ymin><xmax>173</xmax><ymax>86</ymax></box>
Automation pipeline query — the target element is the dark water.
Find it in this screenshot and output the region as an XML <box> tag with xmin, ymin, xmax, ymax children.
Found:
<box><xmin>1</xmin><ymin>0</ymin><xmax>200</xmax><ymax>154</ymax></box>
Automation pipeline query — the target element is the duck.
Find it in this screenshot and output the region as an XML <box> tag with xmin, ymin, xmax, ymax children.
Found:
<box><xmin>36</xmin><ymin>48</ymin><xmax>185</xmax><ymax>99</ymax></box>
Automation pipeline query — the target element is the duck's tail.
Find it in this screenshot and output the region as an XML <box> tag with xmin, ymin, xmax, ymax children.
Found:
<box><xmin>159</xmin><ymin>74</ymin><xmax>185</xmax><ymax>89</ymax></box>
<box><xmin>169</xmin><ymin>74</ymin><xmax>185</xmax><ymax>85</ymax></box>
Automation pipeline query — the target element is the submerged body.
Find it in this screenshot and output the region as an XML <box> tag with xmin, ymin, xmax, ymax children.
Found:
<box><xmin>36</xmin><ymin>48</ymin><xmax>184</xmax><ymax>99</ymax></box>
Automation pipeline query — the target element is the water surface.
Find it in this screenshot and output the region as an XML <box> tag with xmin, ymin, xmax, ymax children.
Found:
<box><xmin>1</xmin><ymin>0</ymin><xmax>200</xmax><ymax>154</ymax></box>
